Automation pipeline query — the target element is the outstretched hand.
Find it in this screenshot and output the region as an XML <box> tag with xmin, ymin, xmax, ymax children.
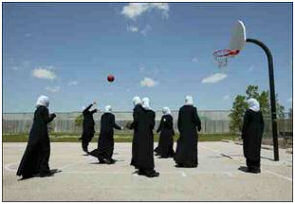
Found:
<box><xmin>125</xmin><ymin>121</ymin><xmax>132</xmax><ymax>129</ymax></box>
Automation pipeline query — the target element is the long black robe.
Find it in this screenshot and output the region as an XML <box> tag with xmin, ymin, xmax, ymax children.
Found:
<box><xmin>89</xmin><ymin>113</ymin><xmax>121</xmax><ymax>161</ymax></box>
<box><xmin>174</xmin><ymin>105</ymin><xmax>201</xmax><ymax>167</ymax></box>
<box><xmin>155</xmin><ymin>115</ymin><xmax>175</xmax><ymax>158</ymax></box>
<box><xmin>130</xmin><ymin>104</ymin><xmax>144</xmax><ymax>167</ymax></box>
<box><xmin>17</xmin><ymin>106</ymin><xmax>55</xmax><ymax>178</ymax></box>
<box><xmin>242</xmin><ymin>109</ymin><xmax>264</xmax><ymax>168</ymax></box>
<box><xmin>130</xmin><ymin>106</ymin><xmax>155</xmax><ymax>170</ymax></box>
<box><xmin>81</xmin><ymin>104</ymin><xmax>97</xmax><ymax>152</ymax></box>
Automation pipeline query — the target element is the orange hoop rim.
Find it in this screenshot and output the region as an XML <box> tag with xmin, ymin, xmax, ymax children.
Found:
<box><xmin>213</xmin><ymin>49</ymin><xmax>240</xmax><ymax>57</ymax></box>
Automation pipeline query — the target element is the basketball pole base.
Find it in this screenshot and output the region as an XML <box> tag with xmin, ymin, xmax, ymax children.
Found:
<box><xmin>246</xmin><ymin>38</ymin><xmax>279</xmax><ymax>162</ymax></box>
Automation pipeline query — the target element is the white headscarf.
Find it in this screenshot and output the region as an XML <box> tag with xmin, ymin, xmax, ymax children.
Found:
<box><xmin>185</xmin><ymin>95</ymin><xmax>193</xmax><ymax>105</ymax></box>
<box><xmin>36</xmin><ymin>95</ymin><xmax>49</xmax><ymax>108</ymax></box>
<box><xmin>142</xmin><ymin>97</ymin><xmax>151</xmax><ymax>110</ymax></box>
<box><xmin>132</xmin><ymin>96</ymin><xmax>142</xmax><ymax>107</ymax></box>
<box><xmin>162</xmin><ymin>107</ymin><xmax>171</xmax><ymax>115</ymax></box>
<box><xmin>247</xmin><ymin>98</ymin><xmax>260</xmax><ymax>112</ymax></box>
<box><xmin>104</xmin><ymin>105</ymin><xmax>112</xmax><ymax>113</ymax></box>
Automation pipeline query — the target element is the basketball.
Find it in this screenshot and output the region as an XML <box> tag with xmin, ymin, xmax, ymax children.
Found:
<box><xmin>107</xmin><ymin>74</ymin><xmax>115</xmax><ymax>82</ymax></box>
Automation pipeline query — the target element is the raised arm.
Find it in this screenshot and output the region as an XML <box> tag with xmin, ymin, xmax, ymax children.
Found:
<box><xmin>90</xmin><ymin>109</ymin><xmax>97</xmax><ymax>114</ymax></box>
<box><xmin>83</xmin><ymin>104</ymin><xmax>93</xmax><ymax>114</ymax></box>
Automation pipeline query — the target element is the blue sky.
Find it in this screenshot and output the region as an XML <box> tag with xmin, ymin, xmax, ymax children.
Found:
<box><xmin>3</xmin><ymin>2</ymin><xmax>292</xmax><ymax>112</ymax></box>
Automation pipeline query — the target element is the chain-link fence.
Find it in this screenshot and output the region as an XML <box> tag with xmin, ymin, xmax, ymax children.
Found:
<box><xmin>3</xmin><ymin>110</ymin><xmax>292</xmax><ymax>137</ymax></box>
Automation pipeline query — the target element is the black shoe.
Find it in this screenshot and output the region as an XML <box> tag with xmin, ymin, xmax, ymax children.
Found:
<box><xmin>145</xmin><ymin>170</ymin><xmax>160</xmax><ymax>178</ymax></box>
<box><xmin>40</xmin><ymin>172</ymin><xmax>54</xmax><ymax>177</ymax></box>
<box><xmin>138</xmin><ymin>169</ymin><xmax>145</xmax><ymax>175</ymax></box>
<box><xmin>175</xmin><ymin>163</ymin><xmax>184</xmax><ymax>168</ymax></box>
<box><xmin>250</xmin><ymin>168</ymin><xmax>261</xmax><ymax>174</ymax></box>
<box><xmin>102</xmin><ymin>158</ymin><xmax>112</xmax><ymax>164</ymax></box>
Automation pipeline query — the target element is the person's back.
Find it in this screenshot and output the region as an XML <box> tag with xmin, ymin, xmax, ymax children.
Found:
<box><xmin>83</xmin><ymin>109</ymin><xmax>95</xmax><ymax>130</ymax></box>
<box><xmin>145</xmin><ymin>109</ymin><xmax>155</xmax><ymax>133</ymax></box>
<box><xmin>178</xmin><ymin>105</ymin><xmax>200</xmax><ymax>133</ymax></box>
<box><xmin>155</xmin><ymin>107</ymin><xmax>175</xmax><ymax>158</ymax></box>
<box><xmin>81</xmin><ymin>102</ymin><xmax>97</xmax><ymax>153</ymax></box>
<box><xmin>175</xmin><ymin>96</ymin><xmax>201</xmax><ymax>168</ymax></box>
<box><xmin>100</xmin><ymin>113</ymin><xmax>114</xmax><ymax>134</ymax></box>
<box><xmin>17</xmin><ymin>95</ymin><xmax>56</xmax><ymax>178</ymax></box>
<box><xmin>242</xmin><ymin>98</ymin><xmax>264</xmax><ymax>173</ymax></box>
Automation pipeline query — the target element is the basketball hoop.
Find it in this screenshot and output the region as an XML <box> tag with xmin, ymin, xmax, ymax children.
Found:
<box><xmin>213</xmin><ymin>49</ymin><xmax>240</xmax><ymax>68</ymax></box>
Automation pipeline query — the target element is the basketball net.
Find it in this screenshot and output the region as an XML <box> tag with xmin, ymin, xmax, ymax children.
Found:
<box><xmin>213</xmin><ymin>49</ymin><xmax>239</xmax><ymax>69</ymax></box>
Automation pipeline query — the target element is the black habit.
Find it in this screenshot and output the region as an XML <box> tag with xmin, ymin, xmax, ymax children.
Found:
<box><xmin>174</xmin><ymin>105</ymin><xmax>201</xmax><ymax>167</ymax></box>
<box><xmin>242</xmin><ymin>109</ymin><xmax>264</xmax><ymax>170</ymax></box>
<box><xmin>81</xmin><ymin>104</ymin><xmax>97</xmax><ymax>153</ymax></box>
<box><xmin>17</xmin><ymin>106</ymin><xmax>56</xmax><ymax>178</ymax></box>
<box><xmin>155</xmin><ymin>114</ymin><xmax>175</xmax><ymax>158</ymax></box>
<box><xmin>89</xmin><ymin>112</ymin><xmax>121</xmax><ymax>163</ymax></box>
<box><xmin>130</xmin><ymin>106</ymin><xmax>155</xmax><ymax>171</ymax></box>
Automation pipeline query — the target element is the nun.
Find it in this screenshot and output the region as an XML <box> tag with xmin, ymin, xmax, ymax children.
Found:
<box><xmin>242</xmin><ymin>98</ymin><xmax>264</xmax><ymax>173</ymax></box>
<box><xmin>129</xmin><ymin>96</ymin><xmax>143</xmax><ymax>168</ymax></box>
<box><xmin>129</xmin><ymin>97</ymin><xmax>159</xmax><ymax>177</ymax></box>
<box><xmin>89</xmin><ymin>105</ymin><xmax>123</xmax><ymax>164</ymax></box>
<box><xmin>81</xmin><ymin>102</ymin><xmax>97</xmax><ymax>153</ymax></box>
<box><xmin>155</xmin><ymin>107</ymin><xmax>175</xmax><ymax>158</ymax></box>
<box><xmin>174</xmin><ymin>96</ymin><xmax>201</xmax><ymax>168</ymax></box>
<box><xmin>17</xmin><ymin>95</ymin><xmax>56</xmax><ymax>179</ymax></box>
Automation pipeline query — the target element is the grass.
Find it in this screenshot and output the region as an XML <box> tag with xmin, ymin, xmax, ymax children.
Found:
<box><xmin>2</xmin><ymin>133</ymin><xmax>237</xmax><ymax>142</ymax></box>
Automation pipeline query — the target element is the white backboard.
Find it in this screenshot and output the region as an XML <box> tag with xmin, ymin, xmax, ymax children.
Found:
<box><xmin>229</xmin><ymin>20</ymin><xmax>246</xmax><ymax>51</ymax></box>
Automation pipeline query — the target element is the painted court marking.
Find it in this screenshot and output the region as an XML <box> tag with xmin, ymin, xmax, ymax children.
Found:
<box><xmin>265</xmin><ymin>170</ymin><xmax>292</xmax><ymax>182</ymax></box>
<box><xmin>199</xmin><ymin>144</ymin><xmax>292</xmax><ymax>182</ymax></box>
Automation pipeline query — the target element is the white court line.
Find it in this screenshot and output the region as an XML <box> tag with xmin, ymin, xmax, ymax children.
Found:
<box><xmin>180</xmin><ymin>171</ymin><xmax>187</xmax><ymax>177</ymax></box>
<box><xmin>265</xmin><ymin>170</ymin><xmax>292</xmax><ymax>182</ymax></box>
<box><xmin>199</xmin><ymin>145</ymin><xmax>292</xmax><ymax>182</ymax></box>
<box><xmin>5</xmin><ymin>163</ymin><xmax>17</xmax><ymax>172</ymax></box>
<box><xmin>199</xmin><ymin>144</ymin><xmax>220</xmax><ymax>154</ymax></box>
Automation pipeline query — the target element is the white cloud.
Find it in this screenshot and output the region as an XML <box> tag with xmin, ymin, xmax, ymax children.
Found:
<box><xmin>202</xmin><ymin>73</ymin><xmax>227</xmax><ymax>84</ymax></box>
<box><xmin>288</xmin><ymin>97</ymin><xmax>292</xmax><ymax>103</ymax></box>
<box><xmin>140</xmin><ymin>77</ymin><xmax>158</xmax><ymax>87</ymax></box>
<box><xmin>192</xmin><ymin>57</ymin><xmax>199</xmax><ymax>63</ymax></box>
<box><xmin>127</xmin><ymin>25</ymin><xmax>139</xmax><ymax>32</ymax></box>
<box><xmin>140</xmin><ymin>25</ymin><xmax>152</xmax><ymax>36</ymax></box>
<box><xmin>223</xmin><ymin>95</ymin><xmax>230</xmax><ymax>100</ymax></box>
<box><xmin>32</xmin><ymin>67</ymin><xmax>56</xmax><ymax>80</ymax></box>
<box><xmin>11</xmin><ymin>66</ymin><xmax>19</xmax><ymax>71</ymax></box>
<box><xmin>45</xmin><ymin>86</ymin><xmax>60</xmax><ymax>93</ymax></box>
<box><xmin>68</xmin><ymin>81</ymin><xmax>78</xmax><ymax>86</ymax></box>
<box><xmin>121</xmin><ymin>3</ymin><xmax>169</xmax><ymax>20</ymax></box>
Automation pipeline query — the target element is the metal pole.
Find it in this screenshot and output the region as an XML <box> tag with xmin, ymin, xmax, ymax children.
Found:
<box><xmin>246</xmin><ymin>38</ymin><xmax>279</xmax><ymax>161</ymax></box>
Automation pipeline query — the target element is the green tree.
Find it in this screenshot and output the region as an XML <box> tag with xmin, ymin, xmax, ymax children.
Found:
<box><xmin>229</xmin><ymin>95</ymin><xmax>248</xmax><ymax>133</ymax></box>
<box><xmin>229</xmin><ymin>85</ymin><xmax>285</xmax><ymax>134</ymax></box>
